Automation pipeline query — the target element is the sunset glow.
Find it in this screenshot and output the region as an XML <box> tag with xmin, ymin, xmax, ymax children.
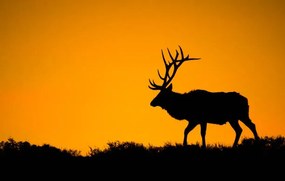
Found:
<box><xmin>1</xmin><ymin>0</ymin><xmax>285</xmax><ymax>155</ymax></box>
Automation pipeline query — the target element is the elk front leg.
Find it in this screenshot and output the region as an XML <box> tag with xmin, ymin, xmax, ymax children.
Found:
<box><xmin>183</xmin><ymin>121</ymin><xmax>198</xmax><ymax>146</ymax></box>
<box><xmin>200</xmin><ymin>122</ymin><xmax>207</xmax><ymax>149</ymax></box>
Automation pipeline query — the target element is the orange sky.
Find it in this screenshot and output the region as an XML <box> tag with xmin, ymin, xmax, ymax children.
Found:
<box><xmin>1</xmin><ymin>0</ymin><xmax>285</xmax><ymax>155</ymax></box>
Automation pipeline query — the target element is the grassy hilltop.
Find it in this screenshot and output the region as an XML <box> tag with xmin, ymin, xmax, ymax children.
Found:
<box><xmin>1</xmin><ymin>136</ymin><xmax>284</xmax><ymax>179</ymax></box>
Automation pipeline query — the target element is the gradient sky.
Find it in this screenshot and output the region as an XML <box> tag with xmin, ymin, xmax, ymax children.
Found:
<box><xmin>1</xmin><ymin>0</ymin><xmax>285</xmax><ymax>155</ymax></box>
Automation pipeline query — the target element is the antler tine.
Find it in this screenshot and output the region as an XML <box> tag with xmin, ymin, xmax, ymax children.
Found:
<box><xmin>161</xmin><ymin>49</ymin><xmax>173</xmax><ymax>85</ymax></box>
<box><xmin>174</xmin><ymin>49</ymin><xmax>179</xmax><ymax>62</ymax></box>
<box><xmin>161</xmin><ymin>49</ymin><xmax>168</xmax><ymax>66</ymax></box>
<box><xmin>179</xmin><ymin>45</ymin><xmax>201</xmax><ymax>61</ymax></box>
<box><xmin>157</xmin><ymin>69</ymin><xmax>164</xmax><ymax>80</ymax></box>
<box><xmin>148</xmin><ymin>79</ymin><xmax>162</xmax><ymax>90</ymax></box>
<box><xmin>148</xmin><ymin>79</ymin><xmax>157</xmax><ymax>87</ymax></box>
<box><xmin>174</xmin><ymin>45</ymin><xmax>188</xmax><ymax>67</ymax></box>
<box><xmin>177</xmin><ymin>46</ymin><xmax>201</xmax><ymax>68</ymax></box>
<box><xmin>178</xmin><ymin>45</ymin><xmax>185</xmax><ymax>60</ymax></box>
<box><xmin>167</xmin><ymin>48</ymin><xmax>179</xmax><ymax>62</ymax></box>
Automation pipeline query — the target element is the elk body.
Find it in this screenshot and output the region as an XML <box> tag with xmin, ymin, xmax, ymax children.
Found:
<box><xmin>149</xmin><ymin>46</ymin><xmax>259</xmax><ymax>148</ymax></box>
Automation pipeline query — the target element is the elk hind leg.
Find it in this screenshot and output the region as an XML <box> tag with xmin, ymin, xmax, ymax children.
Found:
<box><xmin>241</xmin><ymin>117</ymin><xmax>259</xmax><ymax>140</ymax></box>
<box><xmin>229</xmin><ymin>120</ymin><xmax>242</xmax><ymax>147</ymax></box>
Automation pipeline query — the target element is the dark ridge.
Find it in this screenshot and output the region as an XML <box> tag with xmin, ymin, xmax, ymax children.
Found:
<box><xmin>1</xmin><ymin>136</ymin><xmax>284</xmax><ymax>179</ymax></box>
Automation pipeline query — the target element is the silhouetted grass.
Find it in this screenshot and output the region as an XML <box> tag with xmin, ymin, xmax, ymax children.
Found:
<box><xmin>1</xmin><ymin>136</ymin><xmax>284</xmax><ymax>178</ymax></box>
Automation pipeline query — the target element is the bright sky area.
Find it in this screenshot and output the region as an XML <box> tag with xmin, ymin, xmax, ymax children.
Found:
<box><xmin>1</xmin><ymin>0</ymin><xmax>285</xmax><ymax>155</ymax></box>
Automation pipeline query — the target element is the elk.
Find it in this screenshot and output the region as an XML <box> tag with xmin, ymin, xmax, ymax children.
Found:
<box><xmin>148</xmin><ymin>46</ymin><xmax>260</xmax><ymax>148</ymax></box>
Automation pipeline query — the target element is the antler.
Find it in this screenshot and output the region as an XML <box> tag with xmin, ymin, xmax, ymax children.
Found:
<box><xmin>148</xmin><ymin>46</ymin><xmax>200</xmax><ymax>90</ymax></box>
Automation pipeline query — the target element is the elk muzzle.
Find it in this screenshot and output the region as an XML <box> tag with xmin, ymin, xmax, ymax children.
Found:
<box><xmin>150</xmin><ymin>99</ymin><xmax>156</xmax><ymax>107</ymax></box>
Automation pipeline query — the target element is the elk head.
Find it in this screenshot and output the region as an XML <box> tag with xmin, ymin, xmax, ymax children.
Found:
<box><xmin>148</xmin><ymin>46</ymin><xmax>200</xmax><ymax>108</ymax></box>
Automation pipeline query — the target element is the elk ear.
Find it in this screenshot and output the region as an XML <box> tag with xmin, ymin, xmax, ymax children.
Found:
<box><xmin>167</xmin><ymin>84</ymin><xmax>173</xmax><ymax>91</ymax></box>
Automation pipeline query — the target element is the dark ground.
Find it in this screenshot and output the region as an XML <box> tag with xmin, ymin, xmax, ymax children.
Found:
<box><xmin>1</xmin><ymin>136</ymin><xmax>284</xmax><ymax>179</ymax></box>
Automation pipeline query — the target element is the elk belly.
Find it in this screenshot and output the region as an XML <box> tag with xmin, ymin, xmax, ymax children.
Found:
<box><xmin>206</xmin><ymin>117</ymin><xmax>228</xmax><ymax>125</ymax></box>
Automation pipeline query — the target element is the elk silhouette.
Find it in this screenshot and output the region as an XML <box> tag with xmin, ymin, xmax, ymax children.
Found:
<box><xmin>148</xmin><ymin>46</ymin><xmax>260</xmax><ymax>148</ymax></box>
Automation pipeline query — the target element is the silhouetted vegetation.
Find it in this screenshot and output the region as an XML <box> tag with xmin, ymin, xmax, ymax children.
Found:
<box><xmin>1</xmin><ymin>136</ymin><xmax>284</xmax><ymax>178</ymax></box>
